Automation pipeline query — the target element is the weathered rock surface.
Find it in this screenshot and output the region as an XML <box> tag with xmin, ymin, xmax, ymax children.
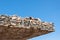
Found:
<box><xmin>0</xmin><ymin>25</ymin><xmax>54</xmax><ymax>40</ymax></box>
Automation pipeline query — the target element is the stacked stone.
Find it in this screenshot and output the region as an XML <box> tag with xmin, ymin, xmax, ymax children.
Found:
<box><xmin>0</xmin><ymin>15</ymin><xmax>54</xmax><ymax>31</ymax></box>
<box><xmin>0</xmin><ymin>15</ymin><xmax>54</xmax><ymax>40</ymax></box>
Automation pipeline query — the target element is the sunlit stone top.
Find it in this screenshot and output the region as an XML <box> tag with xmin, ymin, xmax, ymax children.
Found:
<box><xmin>0</xmin><ymin>15</ymin><xmax>54</xmax><ymax>31</ymax></box>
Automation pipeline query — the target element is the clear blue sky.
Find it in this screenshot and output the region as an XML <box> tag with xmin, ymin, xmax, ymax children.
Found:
<box><xmin>0</xmin><ymin>0</ymin><xmax>60</xmax><ymax>40</ymax></box>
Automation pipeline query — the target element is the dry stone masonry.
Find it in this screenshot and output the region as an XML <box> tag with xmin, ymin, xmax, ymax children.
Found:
<box><xmin>0</xmin><ymin>15</ymin><xmax>54</xmax><ymax>40</ymax></box>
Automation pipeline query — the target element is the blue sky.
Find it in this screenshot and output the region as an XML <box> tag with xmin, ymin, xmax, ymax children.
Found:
<box><xmin>0</xmin><ymin>0</ymin><xmax>60</xmax><ymax>40</ymax></box>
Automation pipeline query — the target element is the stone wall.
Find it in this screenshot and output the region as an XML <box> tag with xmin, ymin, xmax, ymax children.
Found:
<box><xmin>0</xmin><ymin>15</ymin><xmax>54</xmax><ymax>40</ymax></box>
